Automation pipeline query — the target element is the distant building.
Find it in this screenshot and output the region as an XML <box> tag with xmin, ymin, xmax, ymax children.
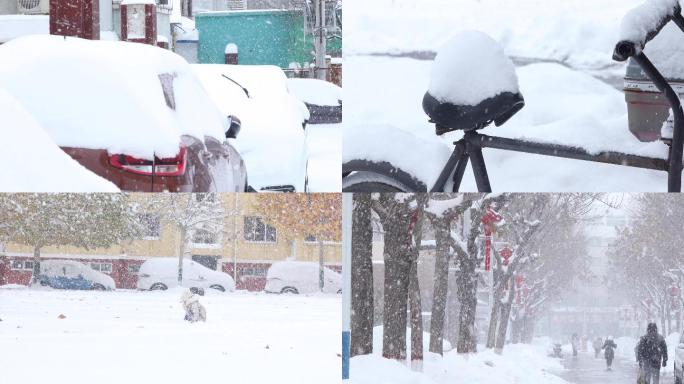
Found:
<box><xmin>0</xmin><ymin>194</ymin><xmax>341</xmax><ymax>290</ymax></box>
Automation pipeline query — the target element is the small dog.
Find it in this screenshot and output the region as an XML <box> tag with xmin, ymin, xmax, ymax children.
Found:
<box><xmin>180</xmin><ymin>290</ymin><xmax>206</xmax><ymax>322</ymax></box>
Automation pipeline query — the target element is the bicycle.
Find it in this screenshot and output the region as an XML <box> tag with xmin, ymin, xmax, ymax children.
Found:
<box><xmin>342</xmin><ymin>3</ymin><xmax>684</xmax><ymax>193</ymax></box>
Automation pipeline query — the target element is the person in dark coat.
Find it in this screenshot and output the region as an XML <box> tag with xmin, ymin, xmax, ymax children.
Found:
<box><xmin>637</xmin><ymin>322</ymin><xmax>668</xmax><ymax>384</ymax></box>
<box><xmin>602</xmin><ymin>336</ymin><xmax>617</xmax><ymax>370</ymax></box>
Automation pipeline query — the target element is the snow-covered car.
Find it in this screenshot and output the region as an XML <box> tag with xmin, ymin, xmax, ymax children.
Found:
<box><xmin>286</xmin><ymin>78</ymin><xmax>342</xmax><ymax>124</ymax></box>
<box><xmin>32</xmin><ymin>260</ymin><xmax>115</xmax><ymax>290</ymax></box>
<box><xmin>0</xmin><ymin>88</ymin><xmax>118</xmax><ymax>192</ymax></box>
<box><xmin>0</xmin><ymin>35</ymin><xmax>247</xmax><ymax>192</ymax></box>
<box><xmin>192</xmin><ymin>64</ymin><xmax>309</xmax><ymax>192</ymax></box>
<box><xmin>264</xmin><ymin>261</ymin><xmax>341</xmax><ymax>294</ymax></box>
<box><xmin>137</xmin><ymin>258</ymin><xmax>235</xmax><ymax>292</ymax></box>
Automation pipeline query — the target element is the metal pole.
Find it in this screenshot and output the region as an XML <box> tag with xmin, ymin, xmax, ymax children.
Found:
<box><xmin>314</xmin><ymin>0</ymin><xmax>327</xmax><ymax>80</ymax></box>
<box><xmin>233</xmin><ymin>193</ymin><xmax>238</xmax><ymax>283</ymax></box>
<box><xmin>342</xmin><ymin>193</ymin><xmax>352</xmax><ymax>381</ymax></box>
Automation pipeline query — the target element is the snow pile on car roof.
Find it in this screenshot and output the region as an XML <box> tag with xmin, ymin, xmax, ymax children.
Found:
<box><xmin>41</xmin><ymin>259</ymin><xmax>116</xmax><ymax>289</ymax></box>
<box><xmin>286</xmin><ymin>78</ymin><xmax>342</xmax><ymax>106</ymax></box>
<box><xmin>428</xmin><ymin>31</ymin><xmax>519</xmax><ymax>106</ymax></box>
<box><xmin>0</xmin><ymin>88</ymin><xmax>119</xmax><ymax>192</ymax></box>
<box><xmin>619</xmin><ymin>0</ymin><xmax>680</xmax><ymax>45</ymax></box>
<box><xmin>0</xmin><ymin>35</ymin><xmax>227</xmax><ymax>159</ymax></box>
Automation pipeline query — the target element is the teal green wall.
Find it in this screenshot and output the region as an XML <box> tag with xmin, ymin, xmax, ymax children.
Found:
<box><xmin>195</xmin><ymin>10</ymin><xmax>310</xmax><ymax>67</ymax></box>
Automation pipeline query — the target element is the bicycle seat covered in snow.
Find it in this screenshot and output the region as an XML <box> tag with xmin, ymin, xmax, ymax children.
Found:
<box><xmin>422</xmin><ymin>91</ymin><xmax>524</xmax><ymax>134</ymax></box>
<box><xmin>423</xmin><ymin>30</ymin><xmax>524</xmax><ymax>134</ymax></box>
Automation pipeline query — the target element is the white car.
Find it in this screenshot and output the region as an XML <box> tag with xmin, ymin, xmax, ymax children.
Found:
<box><xmin>34</xmin><ymin>259</ymin><xmax>116</xmax><ymax>290</ymax></box>
<box><xmin>192</xmin><ymin>64</ymin><xmax>310</xmax><ymax>192</ymax></box>
<box><xmin>137</xmin><ymin>258</ymin><xmax>235</xmax><ymax>292</ymax></box>
<box><xmin>264</xmin><ymin>261</ymin><xmax>341</xmax><ymax>294</ymax></box>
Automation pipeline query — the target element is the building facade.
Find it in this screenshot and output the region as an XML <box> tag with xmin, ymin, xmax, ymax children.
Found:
<box><xmin>0</xmin><ymin>193</ymin><xmax>341</xmax><ymax>290</ymax></box>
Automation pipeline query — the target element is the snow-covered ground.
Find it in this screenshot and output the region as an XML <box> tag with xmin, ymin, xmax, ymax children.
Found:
<box><xmin>343</xmin><ymin>0</ymin><xmax>679</xmax><ymax>191</ymax></box>
<box><xmin>307</xmin><ymin>123</ymin><xmax>342</xmax><ymax>191</ymax></box>
<box><xmin>350</xmin><ymin>334</ymin><xmax>569</xmax><ymax>384</ymax></box>
<box><xmin>345</xmin><ymin>0</ymin><xmax>643</xmax><ymax>71</ymax></box>
<box><xmin>0</xmin><ymin>287</ymin><xmax>340</xmax><ymax>384</ymax></box>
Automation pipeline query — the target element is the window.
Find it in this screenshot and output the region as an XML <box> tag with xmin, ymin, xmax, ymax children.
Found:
<box><xmin>90</xmin><ymin>263</ymin><xmax>113</xmax><ymax>274</ymax></box>
<box><xmin>139</xmin><ymin>213</ymin><xmax>161</xmax><ymax>239</ymax></box>
<box><xmin>11</xmin><ymin>260</ymin><xmax>23</xmax><ymax>270</ymax></box>
<box><xmin>191</xmin><ymin>227</ymin><xmax>220</xmax><ymax>247</ymax></box>
<box><xmin>243</xmin><ymin>217</ymin><xmax>277</xmax><ymax>243</ymax></box>
<box><xmin>239</xmin><ymin>266</ymin><xmax>268</xmax><ymax>277</ymax></box>
<box><xmin>305</xmin><ymin>234</ymin><xmax>317</xmax><ymax>243</ymax></box>
<box><xmin>128</xmin><ymin>264</ymin><xmax>141</xmax><ymax>274</ymax></box>
<box><xmin>23</xmin><ymin>261</ymin><xmax>34</xmax><ymax>270</ymax></box>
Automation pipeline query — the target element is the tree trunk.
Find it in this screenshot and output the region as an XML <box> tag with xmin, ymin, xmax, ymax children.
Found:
<box><xmin>445</xmin><ymin>272</ymin><xmax>461</xmax><ymax>349</ymax></box>
<box><xmin>31</xmin><ymin>245</ymin><xmax>41</xmax><ymax>284</ymax></box>
<box><xmin>409</xmin><ymin>258</ymin><xmax>423</xmax><ymax>371</ymax></box>
<box><xmin>409</xmin><ymin>214</ymin><xmax>424</xmax><ymax>371</ymax></box>
<box><xmin>495</xmin><ymin>276</ymin><xmax>516</xmax><ymax>351</ymax></box>
<box><xmin>178</xmin><ymin>227</ymin><xmax>186</xmax><ymax>285</ymax></box>
<box><xmin>486</xmin><ymin>270</ymin><xmax>504</xmax><ymax>349</ymax></box>
<box><xmin>522</xmin><ymin>316</ymin><xmax>536</xmax><ymax>343</ymax></box>
<box><xmin>456</xmin><ymin>270</ymin><xmax>478</xmax><ymax>353</ymax></box>
<box><xmin>429</xmin><ymin>218</ymin><xmax>451</xmax><ymax>355</ymax></box>
<box><xmin>351</xmin><ymin>194</ymin><xmax>374</xmax><ymax>357</ymax></box>
<box><xmin>382</xmin><ymin>217</ymin><xmax>412</xmax><ymax>361</ymax></box>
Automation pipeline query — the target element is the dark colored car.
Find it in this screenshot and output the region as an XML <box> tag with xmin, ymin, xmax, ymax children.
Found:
<box><xmin>0</xmin><ymin>35</ymin><xmax>248</xmax><ymax>192</ymax></box>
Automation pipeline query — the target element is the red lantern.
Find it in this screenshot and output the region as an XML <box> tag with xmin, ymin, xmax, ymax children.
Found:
<box><xmin>481</xmin><ymin>206</ymin><xmax>502</xmax><ymax>271</ymax></box>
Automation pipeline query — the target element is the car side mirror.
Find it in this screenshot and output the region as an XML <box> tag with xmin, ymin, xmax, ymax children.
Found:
<box><xmin>226</xmin><ymin>115</ymin><xmax>242</xmax><ymax>139</ymax></box>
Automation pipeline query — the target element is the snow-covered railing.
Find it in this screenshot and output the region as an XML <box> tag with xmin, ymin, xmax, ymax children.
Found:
<box><xmin>613</xmin><ymin>0</ymin><xmax>684</xmax><ymax>191</ymax></box>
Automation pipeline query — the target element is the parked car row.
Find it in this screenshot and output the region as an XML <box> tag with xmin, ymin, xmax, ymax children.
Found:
<box><xmin>0</xmin><ymin>35</ymin><xmax>331</xmax><ymax>192</ymax></box>
<box><xmin>23</xmin><ymin>259</ymin><xmax>342</xmax><ymax>294</ymax></box>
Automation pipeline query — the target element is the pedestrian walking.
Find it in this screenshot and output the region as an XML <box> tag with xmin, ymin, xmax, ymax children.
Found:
<box><xmin>637</xmin><ymin>322</ymin><xmax>668</xmax><ymax>384</ymax></box>
<box><xmin>602</xmin><ymin>336</ymin><xmax>617</xmax><ymax>370</ymax></box>
<box><xmin>571</xmin><ymin>333</ymin><xmax>579</xmax><ymax>357</ymax></box>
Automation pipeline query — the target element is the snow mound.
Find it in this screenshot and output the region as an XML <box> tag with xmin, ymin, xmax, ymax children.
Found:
<box><xmin>643</xmin><ymin>22</ymin><xmax>684</xmax><ymax>79</ymax></box>
<box><xmin>351</xmin><ymin>338</ymin><xmax>568</xmax><ymax>384</ymax></box>
<box><xmin>0</xmin><ymin>35</ymin><xmax>227</xmax><ymax>160</ymax></box>
<box><xmin>287</xmin><ymin>78</ymin><xmax>342</xmax><ymax>106</ymax></box>
<box><xmin>0</xmin><ymin>88</ymin><xmax>119</xmax><ymax>192</ymax></box>
<box><xmin>428</xmin><ymin>31</ymin><xmax>519</xmax><ymax>106</ymax></box>
<box><xmin>619</xmin><ymin>0</ymin><xmax>680</xmax><ymax>45</ymax></box>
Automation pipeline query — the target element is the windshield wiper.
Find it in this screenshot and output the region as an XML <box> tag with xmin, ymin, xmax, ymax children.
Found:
<box><xmin>221</xmin><ymin>74</ymin><xmax>251</xmax><ymax>98</ymax></box>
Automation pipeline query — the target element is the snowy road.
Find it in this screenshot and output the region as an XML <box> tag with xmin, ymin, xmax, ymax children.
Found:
<box><xmin>0</xmin><ymin>287</ymin><xmax>340</xmax><ymax>384</ymax></box>
<box><xmin>554</xmin><ymin>352</ymin><xmax>669</xmax><ymax>384</ymax></box>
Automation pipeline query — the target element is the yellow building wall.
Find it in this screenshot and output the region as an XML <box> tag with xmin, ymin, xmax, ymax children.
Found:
<box><xmin>4</xmin><ymin>193</ymin><xmax>341</xmax><ymax>265</ymax></box>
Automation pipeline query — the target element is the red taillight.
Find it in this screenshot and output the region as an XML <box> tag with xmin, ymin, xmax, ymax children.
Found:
<box><xmin>109</xmin><ymin>147</ymin><xmax>186</xmax><ymax>176</ymax></box>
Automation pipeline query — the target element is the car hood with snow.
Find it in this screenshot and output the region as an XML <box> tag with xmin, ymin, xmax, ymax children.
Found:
<box><xmin>0</xmin><ymin>35</ymin><xmax>229</xmax><ymax>161</ymax></box>
<box><xmin>137</xmin><ymin>258</ymin><xmax>235</xmax><ymax>292</ymax></box>
<box><xmin>39</xmin><ymin>259</ymin><xmax>116</xmax><ymax>290</ymax></box>
<box><xmin>265</xmin><ymin>261</ymin><xmax>341</xmax><ymax>294</ymax></box>
<box><xmin>192</xmin><ymin>64</ymin><xmax>309</xmax><ymax>191</ymax></box>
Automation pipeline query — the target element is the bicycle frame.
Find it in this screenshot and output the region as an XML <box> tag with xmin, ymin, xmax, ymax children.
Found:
<box><xmin>430</xmin><ymin>131</ymin><xmax>669</xmax><ymax>192</ymax></box>
<box><xmin>431</xmin><ymin>7</ymin><xmax>684</xmax><ymax>193</ymax></box>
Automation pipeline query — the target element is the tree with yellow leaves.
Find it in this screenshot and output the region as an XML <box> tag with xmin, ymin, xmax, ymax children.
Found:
<box><xmin>252</xmin><ymin>193</ymin><xmax>341</xmax><ymax>291</ymax></box>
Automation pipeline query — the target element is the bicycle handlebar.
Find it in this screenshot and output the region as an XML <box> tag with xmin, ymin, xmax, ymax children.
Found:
<box><xmin>613</xmin><ymin>2</ymin><xmax>683</xmax><ymax>61</ymax></box>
